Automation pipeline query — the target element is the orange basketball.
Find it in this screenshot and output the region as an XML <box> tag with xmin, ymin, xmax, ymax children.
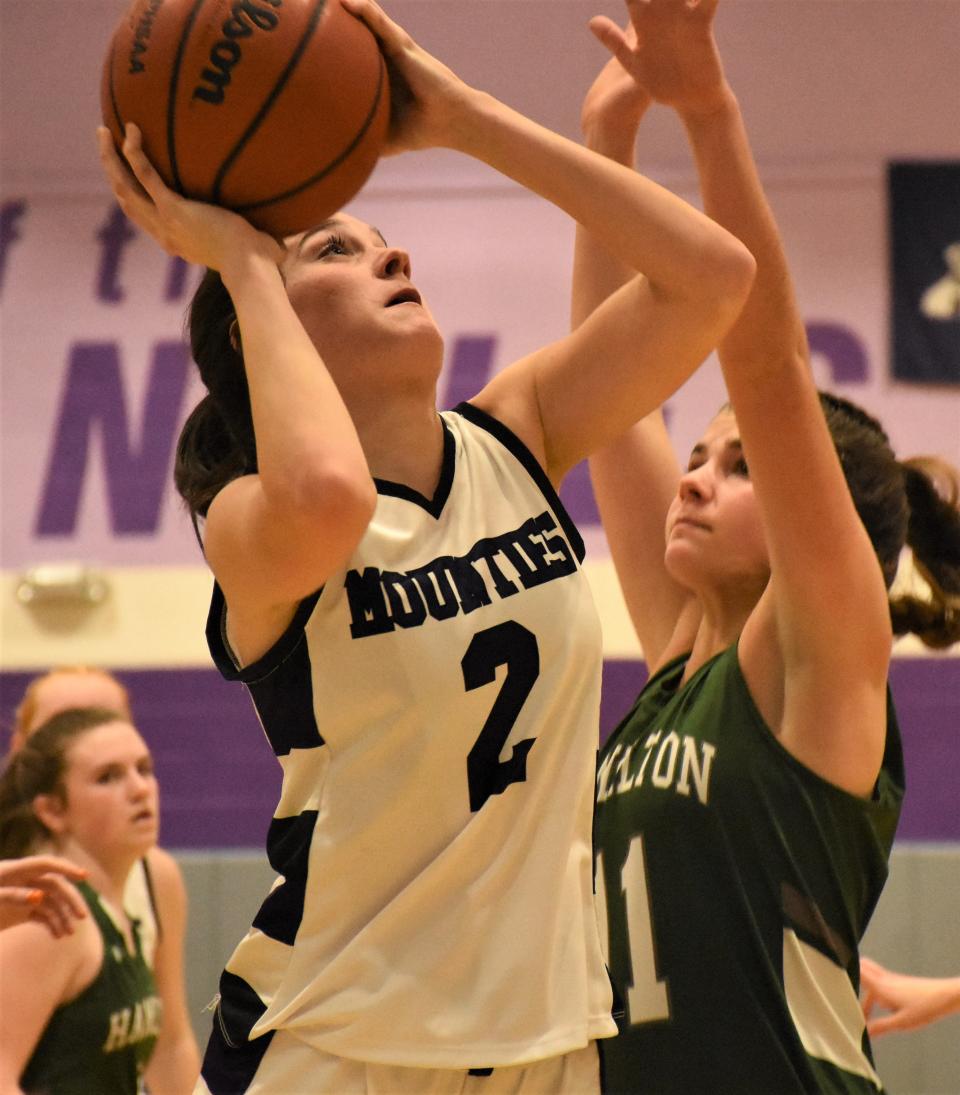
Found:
<box><xmin>101</xmin><ymin>0</ymin><xmax>391</xmax><ymax>236</ymax></box>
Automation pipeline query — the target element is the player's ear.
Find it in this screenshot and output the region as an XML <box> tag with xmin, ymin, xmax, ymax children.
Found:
<box><xmin>32</xmin><ymin>792</ymin><xmax>69</xmax><ymax>835</ymax></box>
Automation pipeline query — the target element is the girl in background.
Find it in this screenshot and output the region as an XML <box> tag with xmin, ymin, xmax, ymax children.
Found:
<box><xmin>0</xmin><ymin>708</ymin><xmax>164</xmax><ymax>1094</ymax></box>
<box><xmin>8</xmin><ymin>668</ymin><xmax>199</xmax><ymax>1092</ymax></box>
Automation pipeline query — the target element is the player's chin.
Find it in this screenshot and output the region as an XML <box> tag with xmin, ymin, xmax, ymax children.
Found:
<box><xmin>663</xmin><ymin>542</ymin><xmax>704</xmax><ymax>589</ymax></box>
<box><xmin>128</xmin><ymin>817</ymin><xmax>160</xmax><ymax>846</ymax></box>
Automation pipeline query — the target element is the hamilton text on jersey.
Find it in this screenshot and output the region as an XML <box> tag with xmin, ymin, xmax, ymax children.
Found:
<box><xmin>597</xmin><ymin>730</ymin><xmax>717</xmax><ymax>807</ymax></box>
<box><xmin>102</xmin><ymin>995</ymin><xmax>163</xmax><ymax>1054</ymax></box>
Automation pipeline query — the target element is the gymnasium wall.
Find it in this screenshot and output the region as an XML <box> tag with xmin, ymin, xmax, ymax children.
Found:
<box><xmin>2</xmin><ymin>2</ymin><xmax>959</xmax><ymax>1091</ymax></box>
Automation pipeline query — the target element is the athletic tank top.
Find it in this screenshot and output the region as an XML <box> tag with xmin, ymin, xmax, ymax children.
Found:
<box><xmin>594</xmin><ymin>644</ymin><xmax>903</xmax><ymax>1094</ymax></box>
<box><xmin>20</xmin><ymin>881</ymin><xmax>162</xmax><ymax>1094</ymax></box>
<box><xmin>123</xmin><ymin>858</ymin><xmax>159</xmax><ymax>968</ymax></box>
<box><xmin>206</xmin><ymin>404</ymin><xmax>615</xmax><ymax>1067</ymax></box>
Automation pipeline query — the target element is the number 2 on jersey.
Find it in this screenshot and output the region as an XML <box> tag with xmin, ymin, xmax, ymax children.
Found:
<box><xmin>596</xmin><ymin>837</ymin><xmax>670</xmax><ymax>1023</ymax></box>
<box><xmin>463</xmin><ymin>621</ymin><xmax>539</xmax><ymax>812</ymax></box>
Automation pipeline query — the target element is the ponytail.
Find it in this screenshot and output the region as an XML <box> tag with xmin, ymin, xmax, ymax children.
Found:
<box><xmin>174</xmin><ymin>393</ymin><xmax>256</xmax><ymax>523</ymax></box>
<box><xmin>817</xmin><ymin>392</ymin><xmax>960</xmax><ymax>651</ymax></box>
<box><xmin>174</xmin><ymin>269</ymin><xmax>258</xmax><ymax>527</ymax></box>
<box><xmin>0</xmin><ymin>751</ymin><xmax>45</xmax><ymax>858</ymax></box>
<box><xmin>891</xmin><ymin>457</ymin><xmax>960</xmax><ymax>649</ymax></box>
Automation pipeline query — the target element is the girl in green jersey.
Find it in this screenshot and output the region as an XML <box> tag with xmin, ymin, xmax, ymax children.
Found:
<box><xmin>575</xmin><ymin>1</ymin><xmax>960</xmax><ymax>1092</ymax></box>
<box><xmin>8</xmin><ymin>667</ymin><xmax>200</xmax><ymax>1092</ymax></box>
<box><xmin>0</xmin><ymin>708</ymin><xmax>164</xmax><ymax>1094</ymax></box>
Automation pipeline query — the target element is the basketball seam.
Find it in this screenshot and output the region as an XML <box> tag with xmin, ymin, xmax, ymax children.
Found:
<box><xmin>108</xmin><ymin>38</ymin><xmax>126</xmax><ymax>135</ymax></box>
<box><xmin>235</xmin><ymin>49</ymin><xmax>386</xmax><ymax>216</ymax></box>
<box><xmin>211</xmin><ymin>0</ymin><xmax>328</xmax><ymax>206</ymax></box>
<box><xmin>168</xmin><ymin>0</ymin><xmax>210</xmax><ymax>196</ymax></box>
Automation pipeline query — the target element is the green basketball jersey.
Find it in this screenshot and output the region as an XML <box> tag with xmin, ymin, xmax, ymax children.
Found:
<box><xmin>594</xmin><ymin>645</ymin><xmax>904</xmax><ymax>1094</ymax></box>
<box><xmin>21</xmin><ymin>881</ymin><xmax>162</xmax><ymax>1095</ymax></box>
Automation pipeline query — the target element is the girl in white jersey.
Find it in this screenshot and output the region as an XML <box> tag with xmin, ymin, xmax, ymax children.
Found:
<box><xmin>97</xmin><ymin>1</ymin><xmax>754</xmax><ymax>1090</ymax></box>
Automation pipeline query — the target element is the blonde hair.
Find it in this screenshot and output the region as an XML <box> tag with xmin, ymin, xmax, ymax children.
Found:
<box><xmin>9</xmin><ymin>667</ymin><xmax>132</xmax><ymax>756</ymax></box>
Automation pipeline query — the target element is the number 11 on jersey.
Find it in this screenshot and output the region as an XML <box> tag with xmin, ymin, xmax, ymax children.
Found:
<box><xmin>595</xmin><ymin>836</ymin><xmax>671</xmax><ymax>1024</ymax></box>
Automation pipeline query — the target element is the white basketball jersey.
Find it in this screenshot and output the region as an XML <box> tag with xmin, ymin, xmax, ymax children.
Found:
<box><xmin>206</xmin><ymin>404</ymin><xmax>615</xmax><ymax>1068</ymax></box>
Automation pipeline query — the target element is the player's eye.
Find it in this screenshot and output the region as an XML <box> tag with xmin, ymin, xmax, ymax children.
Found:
<box><xmin>316</xmin><ymin>233</ymin><xmax>351</xmax><ymax>259</ymax></box>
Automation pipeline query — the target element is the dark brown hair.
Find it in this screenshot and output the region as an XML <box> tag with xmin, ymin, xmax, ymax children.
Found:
<box><xmin>818</xmin><ymin>392</ymin><xmax>960</xmax><ymax>649</ymax></box>
<box><xmin>0</xmin><ymin>707</ymin><xmax>127</xmax><ymax>857</ymax></box>
<box><xmin>174</xmin><ymin>269</ymin><xmax>257</xmax><ymax>525</ymax></box>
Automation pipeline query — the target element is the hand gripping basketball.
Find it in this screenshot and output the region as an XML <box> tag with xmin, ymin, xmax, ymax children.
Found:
<box><xmin>340</xmin><ymin>0</ymin><xmax>474</xmax><ymax>156</ymax></box>
<box><xmin>97</xmin><ymin>123</ymin><xmax>283</xmax><ymax>272</ymax></box>
<box><xmin>101</xmin><ymin>0</ymin><xmax>392</xmax><ymax>234</ymax></box>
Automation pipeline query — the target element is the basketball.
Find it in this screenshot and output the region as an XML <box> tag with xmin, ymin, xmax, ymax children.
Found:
<box><xmin>100</xmin><ymin>0</ymin><xmax>391</xmax><ymax>236</ymax></box>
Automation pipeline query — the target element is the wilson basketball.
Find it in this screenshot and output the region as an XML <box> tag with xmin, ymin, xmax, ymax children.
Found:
<box><xmin>101</xmin><ymin>0</ymin><xmax>391</xmax><ymax>236</ymax></box>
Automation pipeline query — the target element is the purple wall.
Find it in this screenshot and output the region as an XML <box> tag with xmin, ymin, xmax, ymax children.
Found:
<box><xmin>2</xmin><ymin>658</ymin><xmax>956</xmax><ymax>848</ymax></box>
<box><xmin>1</xmin><ymin>668</ymin><xmax>278</xmax><ymax>849</ymax></box>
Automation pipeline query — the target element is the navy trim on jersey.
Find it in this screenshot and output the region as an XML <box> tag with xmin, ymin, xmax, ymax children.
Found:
<box><xmin>454</xmin><ymin>402</ymin><xmax>586</xmax><ymax>564</ymax></box>
<box><xmin>201</xmin><ymin>1022</ymin><xmax>275</xmax><ymax>1094</ymax></box>
<box><xmin>247</xmin><ymin>639</ymin><xmax>324</xmax><ymax>756</ymax></box>
<box><xmin>253</xmin><ymin>812</ymin><xmax>318</xmax><ymax>946</ymax></box>
<box><xmin>373</xmin><ymin>415</ymin><xmax>456</xmax><ymax>518</ymax></box>
<box><xmin>206</xmin><ymin>581</ymin><xmax>325</xmax><ymax>755</ymax></box>
<box><xmin>205</xmin><ymin>581</ymin><xmax>323</xmax><ymax>684</ymax></box>
<box><xmin>202</xmin><ymin>971</ymin><xmax>275</xmax><ymax>1092</ymax></box>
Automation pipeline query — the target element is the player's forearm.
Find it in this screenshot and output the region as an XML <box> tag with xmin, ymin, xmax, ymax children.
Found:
<box><xmin>222</xmin><ymin>254</ymin><xmax>371</xmax><ymax>506</ymax></box>
<box><xmin>450</xmin><ymin>88</ymin><xmax>752</xmax><ymax>308</ymax></box>
<box><xmin>571</xmin><ymin>112</ymin><xmax>650</xmax><ymax>330</ymax></box>
<box><xmin>927</xmin><ymin>976</ymin><xmax>960</xmax><ymax>1021</ymax></box>
<box><xmin>143</xmin><ymin>1034</ymin><xmax>201</xmax><ymax>1095</ymax></box>
<box><xmin>681</xmin><ymin>89</ymin><xmax>808</xmax><ymax>374</ymax></box>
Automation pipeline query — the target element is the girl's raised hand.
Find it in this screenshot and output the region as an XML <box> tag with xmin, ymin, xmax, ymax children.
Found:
<box><xmin>96</xmin><ymin>124</ymin><xmax>284</xmax><ymax>273</ymax></box>
<box><xmin>340</xmin><ymin>0</ymin><xmax>473</xmax><ymax>155</ymax></box>
<box><xmin>589</xmin><ymin>0</ymin><xmax>728</xmax><ymax>119</ymax></box>
<box><xmin>580</xmin><ymin>20</ymin><xmax>651</xmax><ymax>141</ymax></box>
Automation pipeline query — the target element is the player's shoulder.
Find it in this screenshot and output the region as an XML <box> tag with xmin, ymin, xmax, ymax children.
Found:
<box><xmin>143</xmin><ymin>847</ymin><xmax>184</xmax><ymax>889</ymax></box>
<box><xmin>463</xmin><ymin>369</ymin><xmax>550</xmax><ymax>475</ymax></box>
<box><xmin>142</xmin><ymin>847</ymin><xmax>188</xmax><ymax>923</ymax></box>
<box><xmin>1</xmin><ymin>908</ymin><xmax>102</xmax><ymax>997</ymax></box>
